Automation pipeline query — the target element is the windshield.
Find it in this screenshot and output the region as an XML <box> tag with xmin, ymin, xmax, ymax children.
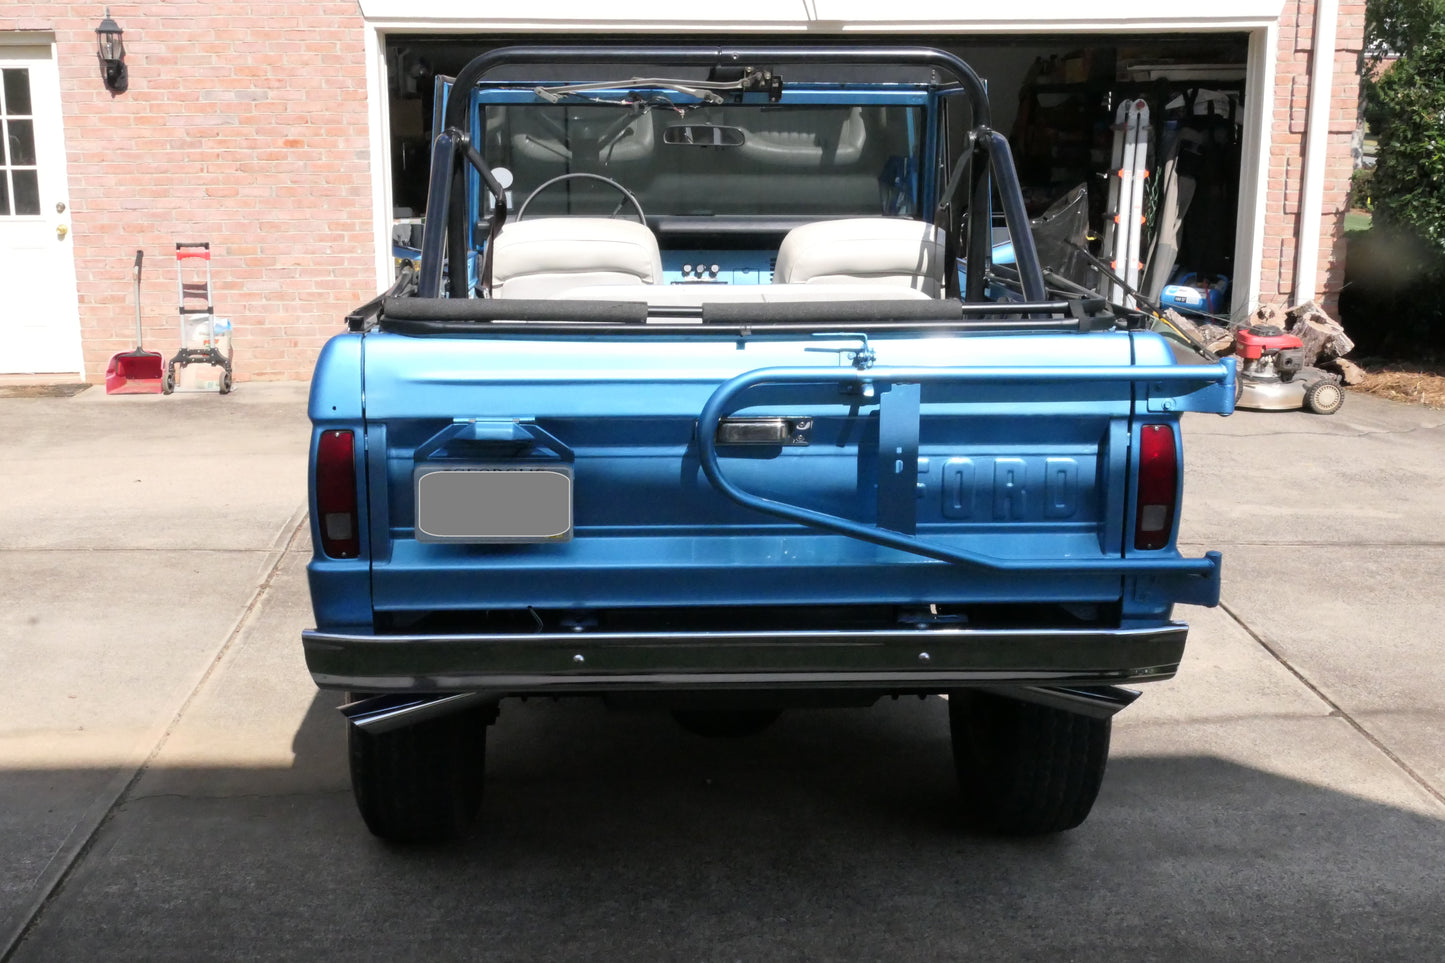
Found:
<box><xmin>481</xmin><ymin>101</ymin><xmax>924</xmax><ymax>219</ymax></box>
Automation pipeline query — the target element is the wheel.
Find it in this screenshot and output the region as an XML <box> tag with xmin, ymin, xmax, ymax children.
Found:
<box><xmin>515</xmin><ymin>172</ymin><xmax>646</xmax><ymax>221</ymax></box>
<box><xmin>671</xmin><ymin>708</ymin><xmax>782</xmax><ymax>738</ymax></box>
<box><xmin>348</xmin><ymin>705</ymin><xmax>488</xmax><ymax>843</ymax></box>
<box><xmin>948</xmin><ymin>690</ymin><xmax>1111</xmax><ymax>835</ymax></box>
<box><xmin>161</xmin><ymin>369</ymin><xmax>175</xmax><ymax>395</ymax></box>
<box><xmin>1234</xmin><ymin>375</ymin><xmax>1245</xmax><ymax>406</ymax></box>
<box><xmin>1304</xmin><ymin>379</ymin><xmax>1344</xmax><ymax>415</ymax></box>
<box><xmin>219</xmin><ymin>371</ymin><xmax>232</xmax><ymax>394</ymax></box>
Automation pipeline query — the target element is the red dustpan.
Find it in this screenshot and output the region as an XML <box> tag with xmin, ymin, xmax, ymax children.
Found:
<box><xmin>107</xmin><ymin>250</ymin><xmax>165</xmax><ymax>394</ymax></box>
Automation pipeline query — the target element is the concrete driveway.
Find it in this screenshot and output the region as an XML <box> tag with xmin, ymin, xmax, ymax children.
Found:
<box><xmin>1</xmin><ymin>384</ymin><xmax>1442</xmax><ymax>961</ymax></box>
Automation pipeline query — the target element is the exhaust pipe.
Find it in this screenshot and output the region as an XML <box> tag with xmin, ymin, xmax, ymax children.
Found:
<box><xmin>344</xmin><ymin>685</ymin><xmax>1137</xmax><ymax>734</ymax></box>
<box><xmin>340</xmin><ymin>692</ymin><xmax>495</xmax><ymax>734</ymax></box>
<box><xmin>1007</xmin><ymin>685</ymin><xmax>1141</xmax><ymax>720</ymax></box>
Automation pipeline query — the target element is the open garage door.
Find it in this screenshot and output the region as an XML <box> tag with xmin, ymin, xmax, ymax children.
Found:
<box><xmin>378</xmin><ymin>33</ymin><xmax>1250</xmax><ymax>319</ymax></box>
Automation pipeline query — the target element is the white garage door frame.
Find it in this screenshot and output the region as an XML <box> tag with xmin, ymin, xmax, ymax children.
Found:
<box><xmin>358</xmin><ymin>3</ymin><xmax>1282</xmax><ymax>315</ymax></box>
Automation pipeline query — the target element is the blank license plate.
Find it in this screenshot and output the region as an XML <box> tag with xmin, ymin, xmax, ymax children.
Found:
<box><xmin>414</xmin><ymin>466</ymin><xmax>573</xmax><ymax>543</ymax></box>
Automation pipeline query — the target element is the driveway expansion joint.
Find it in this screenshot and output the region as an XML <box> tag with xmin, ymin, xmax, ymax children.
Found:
<box><xmin>1219</xmin><ymin>600</ymin><xmax>1445</xmax><ymax>810</ymax></box>
<box><xmin>0</xmin><ymin>518</ymin><xmax>309</xmax><ymax>963</ymax></box>
<box><xmin>125</xmin><ymin>789</ymin><xmax>352</xmax><ymax>804</ymax></box>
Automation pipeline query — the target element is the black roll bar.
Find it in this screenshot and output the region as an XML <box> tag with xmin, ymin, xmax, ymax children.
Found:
<box><xmin>422</xmin><ymin>45</ymin><xmax>1046</xmax><ymax>306</ymax></box>
<box><xmin>440</xmin><ymin>45</ymin><xmax>992</xmax><ymax>132</ymax></box>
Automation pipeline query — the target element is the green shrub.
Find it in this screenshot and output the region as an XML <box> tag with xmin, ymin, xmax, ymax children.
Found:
<box><xmin>1348</xmin><ymin>14</ymin><xmax>1445</xmax><ymax>353</ymax></box>
<box><xmin>1350</xmin><ymin>167</ymin><xmax>1374</xmax><ymax>212</ymax></box>
<box><xmin>1339</xmin><ymin>226</ymin><xmax>1445</xmax><ymax>355</ymax></box>
<box><xmin>1370</xmin><ymin>23</ymin><xmax>1445</xmax><ymax>253</ymax></box>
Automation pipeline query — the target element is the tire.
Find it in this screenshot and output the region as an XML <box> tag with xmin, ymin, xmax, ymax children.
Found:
<box><xmin>948</xmin><ymin>690</ymin><xmax>1111</xmax><ymax>835</ymax></box>
<box><xmin>348</xmin><ymin>706</ymin><xmax>488</xmax><ymax>843</ymax></box>
<box><xmin>1304</xmin><ymin>379</ymin><xmax>1344</xmax><ymax>415</ymax></box>
<box><xmin>219</xmin><ymin>371</ymin><xmax>232</xmax><ymax>394</ymax></box>
<box><xmin>671</xmin><ymin>708</ymin><xmax>782</xmax><ymax>738</ymax></box>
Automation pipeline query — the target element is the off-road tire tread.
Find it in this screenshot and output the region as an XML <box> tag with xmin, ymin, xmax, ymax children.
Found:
<box><xmin>349</xmin><ymin>708</ymin><xmax>487</xmax><ymax>843</ymax></box>
<box><xmin>949</xmin><ymin>691</ymin><xmax>1111</xmax><ymax>835</ymax></box>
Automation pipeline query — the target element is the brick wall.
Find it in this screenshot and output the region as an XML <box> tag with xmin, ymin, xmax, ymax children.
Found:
<box><xmin>1264</xmin><ymin>0</ymin><xmax>1367</xmax><ymax>312</ymax></box>
<box><xmin>1</xmin><ymin>3</ymin><xmax>375</xmax><ymax>383</ymax></box>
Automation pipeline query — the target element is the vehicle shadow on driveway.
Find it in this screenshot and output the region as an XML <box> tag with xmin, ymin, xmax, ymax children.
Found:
<box><xmin>11</xmin><ymin>692</ymin><xmax>1445</xmax><ymax>961</ymax></box>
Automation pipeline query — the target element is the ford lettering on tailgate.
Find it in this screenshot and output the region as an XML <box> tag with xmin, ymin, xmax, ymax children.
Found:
<box><xmin>934</xmin><ymin>456</ymin><xmax>1085</xmax><ymax>521</ymax></box>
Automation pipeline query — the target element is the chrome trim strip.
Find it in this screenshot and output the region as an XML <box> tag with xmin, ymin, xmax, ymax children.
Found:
<box><xmin>307</xmin><ymin>624</ymin><xmax>1186</xmax><ymax>647</ymax></box>
<box><xmin>304</xmin><ymin>623</ymin><xmax>1188</xmax><ymax>693</ymax></box>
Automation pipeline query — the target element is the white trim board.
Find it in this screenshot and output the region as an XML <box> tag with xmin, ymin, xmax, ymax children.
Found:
<box><xmin>358</xmin><ymin>0</ymin><xmax>1284</xmax><ymax>29</ymax></box>
<box><xmin>1235</xmin><ymin>22</ymin><xmax>1277</xmax><ymax>316</ymax></box>
<box><xmin>364</xmin><ymin>26</ymin><xmax>393</xmax><ymax>291</ymax></box>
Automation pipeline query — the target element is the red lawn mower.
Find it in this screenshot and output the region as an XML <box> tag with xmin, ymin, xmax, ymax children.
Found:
<box><xmin>1234</xmin><ymin>324</ymin><xmax>1345</xmax><ymax>415</ymax></box>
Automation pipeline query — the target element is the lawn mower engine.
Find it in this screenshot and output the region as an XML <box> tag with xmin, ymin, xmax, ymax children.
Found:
<box><xmin>1235</xmin><ymin>324</ymin><xmax>1345</xmax><ymax>415</ymax></box>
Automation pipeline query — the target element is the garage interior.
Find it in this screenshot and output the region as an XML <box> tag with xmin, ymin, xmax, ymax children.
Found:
<box><xmin>381</xmin><ymin>34</ymin><xmax>1249</xmax><ymax>315</ymax></box>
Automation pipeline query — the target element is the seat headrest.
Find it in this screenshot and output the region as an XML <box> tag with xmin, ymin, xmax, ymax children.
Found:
<box><xmin>491</xmin><ymin>218</ymin><xmax>662</xmax><ymax>298</ymax></box>
<box><xmin>773</xmin><ymin>218</ymin><xmax>947</xmax><ymax>296</ymax></box>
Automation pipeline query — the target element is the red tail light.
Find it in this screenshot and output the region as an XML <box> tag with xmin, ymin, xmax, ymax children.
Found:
<box><xmin>1134</xmin><ymin>424</ymin><xmax>1178</xmax><ymax>551</ymax></box>
<box><xmin>316</xmin><ymin>429</ymin><xmax>360</xmax><ymax>559</ymax></box>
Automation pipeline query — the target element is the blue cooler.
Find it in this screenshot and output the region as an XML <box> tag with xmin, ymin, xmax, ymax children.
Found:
<box><xmin>1162</xmin><ymin>273</ymin><xmax>1229</xmax><ymax>314</ymax></box>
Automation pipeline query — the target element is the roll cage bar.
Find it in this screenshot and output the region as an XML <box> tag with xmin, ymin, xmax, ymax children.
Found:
<box><xmin>417</xmin><ymin>45</ymin><xmax>1047</xmax><ymax>308</ymax></box>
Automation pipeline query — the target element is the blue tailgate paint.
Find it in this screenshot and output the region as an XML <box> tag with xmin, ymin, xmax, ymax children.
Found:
<box><xmin>304</xmin><ymin>326</ymin><xmax>1224</xmax><ymax>630</ymax></box>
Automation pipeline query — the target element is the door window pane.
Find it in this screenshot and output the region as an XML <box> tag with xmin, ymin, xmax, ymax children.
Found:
<box><xmin>2</xmin><ymin>69</ymin><xmax>32</xmax><ymax>116</ymax></box>
<box><xmin>0</xmin><ymin>67</ymin><xmax>40</xmax><ymax>217</ymax></box>
<box><xmin>6</xmin><ymin>119</ymin><xmax>35</xmax><ymax>166</ymax></box>
<box><xmin>11</xmin><ymin>169</ymin><xmax>38</xmax><ymax>215</ymax></box>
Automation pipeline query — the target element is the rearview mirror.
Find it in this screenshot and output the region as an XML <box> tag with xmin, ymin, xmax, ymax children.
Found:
<box><xmin>663</xmin><ymin>124</ymin><xmax>745</xmax><ymax>147</ymax></box>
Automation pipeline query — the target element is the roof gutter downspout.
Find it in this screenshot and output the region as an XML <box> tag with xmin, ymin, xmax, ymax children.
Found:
<box><xmin>1293</xmin><ymin>0</ymin><xmax>1340</xmax><ymax>302</ymax></box>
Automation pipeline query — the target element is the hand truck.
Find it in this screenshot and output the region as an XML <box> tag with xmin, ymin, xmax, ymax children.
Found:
<box><xmin>163</xmin><ymin>241</ymin><xmax>233</xmax><ymax>394</ymax></box>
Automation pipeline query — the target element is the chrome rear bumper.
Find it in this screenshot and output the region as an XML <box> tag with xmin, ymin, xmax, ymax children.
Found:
<box><xmin>303</xmin><ymin>623</ymin><xmax>1188</xmax><ymax>694</ymax></box>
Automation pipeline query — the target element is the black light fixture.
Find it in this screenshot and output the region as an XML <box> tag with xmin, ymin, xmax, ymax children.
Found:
<box><xmin>95</xmin><ymin>8</ymin><xmax>127</xmax><ymax>93</ymax></box>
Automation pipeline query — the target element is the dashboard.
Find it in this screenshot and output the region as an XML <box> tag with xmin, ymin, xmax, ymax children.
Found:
<box><xmin>660</xmin><ymin>250</ymin><xmax>775</xmax><ymax>286</ymax></box>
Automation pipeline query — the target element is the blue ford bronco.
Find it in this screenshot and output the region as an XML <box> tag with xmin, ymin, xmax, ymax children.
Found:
<box><xmin>304</xmin><ymin>45</ymin><xmax>1234</xmax><ymax>842</ymax></box>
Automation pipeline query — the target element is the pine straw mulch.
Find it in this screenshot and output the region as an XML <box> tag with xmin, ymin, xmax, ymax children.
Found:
<box><xmin>1351</xmin><ymin>359</ymin><xmax>1445</xmax><ymax>409</ymax></box>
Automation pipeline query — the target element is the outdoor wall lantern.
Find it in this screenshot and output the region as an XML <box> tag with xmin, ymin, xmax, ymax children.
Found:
<box><xmin>95</xmin><ymin>9</ymin><xmax>127</xmax><ymax>93</ymax></box>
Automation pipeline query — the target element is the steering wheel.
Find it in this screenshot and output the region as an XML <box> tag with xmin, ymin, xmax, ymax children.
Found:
<box><xmin>515</xmin><ymin>172</ymin><xmax>647</xmax><ymax>222</ymax></box>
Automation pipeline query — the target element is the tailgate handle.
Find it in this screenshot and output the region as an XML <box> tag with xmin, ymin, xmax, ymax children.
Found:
<box><xmin>716</xmin><ymin>417</ymin><xmax>812</xmax><ymax>447</ymax></box>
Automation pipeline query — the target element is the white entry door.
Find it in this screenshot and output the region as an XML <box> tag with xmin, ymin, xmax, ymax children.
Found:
<box><xmin>0</xmin><ymin>41</ymin><xmax>81</xmax><ymax>376</ymax></box>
